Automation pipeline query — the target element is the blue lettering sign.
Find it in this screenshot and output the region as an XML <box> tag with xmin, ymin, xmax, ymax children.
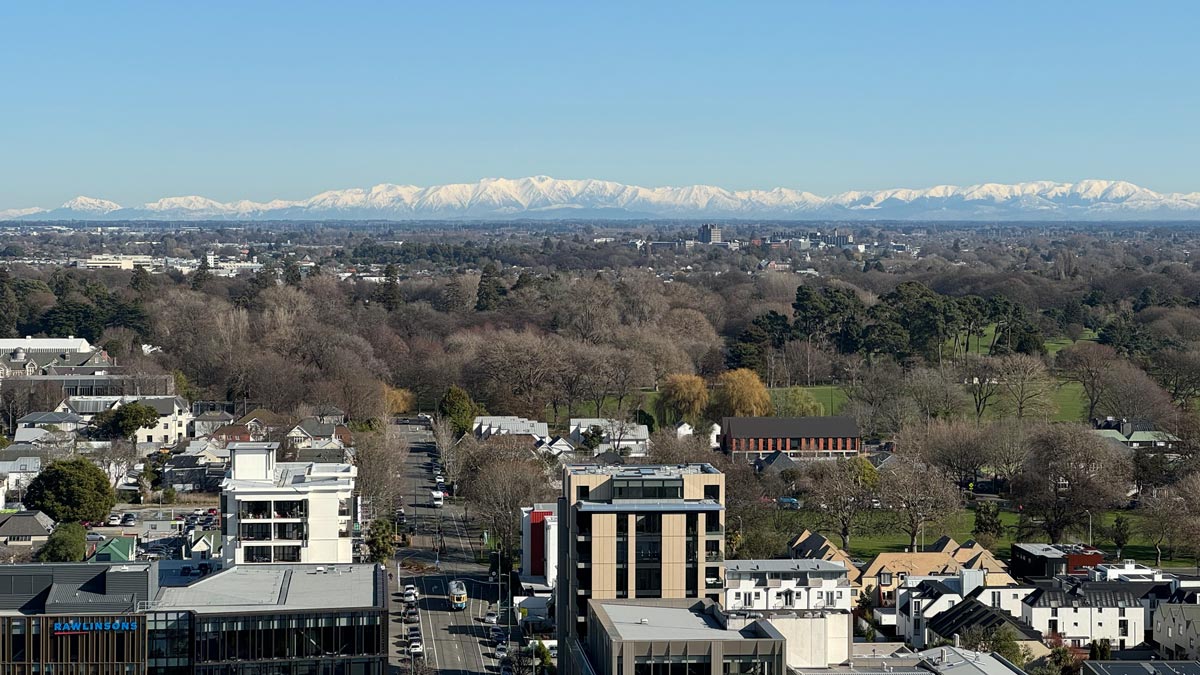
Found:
<box><xmin>53</xmin><ymin>618</ymin><xmax>139</xmax><ymax>634</ymax></box>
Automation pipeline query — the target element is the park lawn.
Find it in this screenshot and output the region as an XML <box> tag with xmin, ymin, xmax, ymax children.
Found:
<box><xmin>1044</xmin><ymin>329</ymin><xmax>1098</xmax><ymax>355</ymax></box>
<box><xmin>837</xmin><ymin>506</ymin><xmax>1195</xmax><ymax>568</ymax></box>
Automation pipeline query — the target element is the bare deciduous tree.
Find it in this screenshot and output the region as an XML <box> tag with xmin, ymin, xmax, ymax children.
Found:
<box><xmin>354</xmin><ymin>426</ymin><xmax>411</xmax><ymax>520</ymax></box>
<box><xmin>996</xmin><ymin>355</ymin><xmax>1057</xmax><ymax>420</ymax></box>
<box><xmin>1056</xmin><ymin>342</ymin><xmax>1117</xmax><ymax>420</ymax></box>
<box><xmin>879</xmin><ymin>454</ymin><xmax>962</xmax><ymax>550</ymax></box>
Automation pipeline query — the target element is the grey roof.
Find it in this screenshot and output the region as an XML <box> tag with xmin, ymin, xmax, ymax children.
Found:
<box><xmin>595</xmin><ymin>601</ymin><xmax>760</xmax><ymax>641</ymax></box>
<box><xmin>194</xmin><ymin>411</ymin><xmax>234</xmax><ymax>421</ymax></box>
<box><xmin>16</xmin><ymin>411</ymin><xmax>83</xmax><ymax>425</ymax></box>
<box><xmin>0</xmin><ymin>511</ymin><xmax>55</xmax><ymax>537</ymax></box>
<box><xmin>565</xmin><ymin>463</ymin><xmax>721</xmax><ymax>478</ymax></box>
<box><xmin>46</xmin><ymin>583</ymin><xmax>135</xmax><ymax>611</ymax></box>
<box><xmin>925</xmin><ymin>598</ymin><xmax>1042</xmax><ymax>642</ymax></box>
<box><xmin>296</xmin><ymin>418</ymin><xmax>338</xmax><ymax>438</ymax></box>
<box><xmin>1083</xmin><ymin>663</ymin><xmax>1200</xmax><ymax>675</ymax></box>
<box><xmin>1024</xmin><ymin>582</ymin><xmax>1140</xmax><ymax>608</ymax></box>
<box><xmin>726</xmin><ymin>559</ymin><xmax>847</xmax><ymax>574</ymax></box>
<box><xmin>755</xmin><ymin>450</ymin><xmax>798</xmax><ymax>473</ymax></box>
<box><xmin>154</xmin><ymin>564</ymin><xmax>383</xmax><ymax>614</ymax></box>
<box><xmin>722</xmin><ymin>416</ymin><xmax>860</xmax><ymax>439</ymax></box>
<box><xmin>915</xmin><ymin>647</ymin><xmax>1028</xmax><ymax>675</ymax></box>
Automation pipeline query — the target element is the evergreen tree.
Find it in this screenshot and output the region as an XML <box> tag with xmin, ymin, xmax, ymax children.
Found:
<box><xmin>475</xmin><ymin>263</ymin><xmax>506</xmax><ymax>311</ymax></box>
<box><xmin>191</xmin><ymin>256</ymin><xmax>213</xmax><ymax>290</ymax></box>
<box><xmin>366</xmin><ymin>519</ymin><xmax>396</xmax><ymax>563</ymax></box>
<box><xmin>438</xmin><ymin>386</ymin><xmax>483</xmax><ymax>436</ymax></box>
<box><xmin>37</xmin><ymin>523</ymin><xmax>86</xmax><ymax>562</ymax></box>
<box><xmin>282</xmin><ymin>258</ymin><xmax>303</xmax><ymax>287</ymax></box>
<box><xmin>23</xmin><ymin>458</ymin><xmax>117</xmax><ymax>523</ymax></box>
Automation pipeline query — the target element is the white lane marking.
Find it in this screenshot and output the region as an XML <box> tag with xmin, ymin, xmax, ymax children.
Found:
<box><xmin>416</xmin><ymin>575</ymin><xmax>440</xmax><ymax>671</ymax></box>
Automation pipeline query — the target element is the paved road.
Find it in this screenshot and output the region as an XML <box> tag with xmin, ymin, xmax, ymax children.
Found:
<box><xmin>389</xmin><ymin>424</ymin><xmax>506</xmax><ymax>675</ymax></box>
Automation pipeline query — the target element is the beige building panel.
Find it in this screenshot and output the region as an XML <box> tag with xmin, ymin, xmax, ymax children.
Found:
<box><xmin>682</xmin><ymin>474</ymin><xmax>724</xmax><ymax>500</ymax></box>
<box><xmin>566</xmin><ymin>473</ymin><xmax>610</xmax><ymax>505</ymax></box>
<box><xmin>592</xmin><ymin>562</ymin><xmax>617</xmax><ymax>594</ymax></box>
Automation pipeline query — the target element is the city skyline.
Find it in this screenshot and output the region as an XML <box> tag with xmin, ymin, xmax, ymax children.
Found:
<box><xmin>2</xmin><ymin>2</ymin><xmax>1198</xmax><ymax>207</ymax></box>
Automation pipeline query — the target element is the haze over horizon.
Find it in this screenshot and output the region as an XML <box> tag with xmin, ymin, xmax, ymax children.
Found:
<box><xmin>2</xmin><ymin>2</ymin><xmax>1198</xmax><ymax>207</ymax></box>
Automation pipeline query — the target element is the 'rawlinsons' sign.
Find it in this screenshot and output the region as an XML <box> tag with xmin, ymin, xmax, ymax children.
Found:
<box><xmin>53</xmin><ymin>619</ymin><xmax>139</xmax><ymax>635</ymax></box>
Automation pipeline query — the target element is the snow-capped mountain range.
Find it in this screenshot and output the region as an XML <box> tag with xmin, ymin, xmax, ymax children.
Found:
<box><xmin>6</xmin><ymin>176</ymin><xmax>1200</xmax><ymax>221</ymax></box>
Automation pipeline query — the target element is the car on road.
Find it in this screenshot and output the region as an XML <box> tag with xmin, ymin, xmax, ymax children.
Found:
<box><xmin>192</xmin><ymin>508</ymin><xmax>205</xmax><ymax>516</ymax></box>
<box><xmin>500</xmin><ymin>664</ymin><xmax>513</xmax><ymax>675</ymax></box>
<box><xmin>408</xmin><ymin>639</ymin><xmax>423</xmax><ymax>655</ymax></box>
<box><xmin>86</xmin><ymin>533</ymin><xmax>106</xmax><ymax>542</ymax></box>
<box><xmin>403</xmin><ymin>589</ymin><xmax>417</xmax><ymax>603</ymax></box>
<box><xmin>107</xmin><ymin>514</ymin><xmax>122</xmax><ymax>526</ymax></box>
<box><xmin>121</xmin><ymin>514</ymin><xmax>137</xmax><ymax>525</ymax></box>
<box><xmin>495</xmin><ymin>643</ymin><xmax>509</xmax><ymax>659</ymax></box>
<box><xmin>483</xmin><ymin>610</ymin><xmax>498</xmax><ymax>625</ymax></box>
<box><xmin>403</xmin><ymin>584</ymin><xmax>420</xmax><ymax>600</ymax></box>
<box><xmin>403</xmin><ymin>607</ymin><xmax>420</xmax><ymax>623</ymax></box>
<box><xmin>407</xmin><ymin>627</ymin><xmax>421</xmax><ymax>639</ymax></box>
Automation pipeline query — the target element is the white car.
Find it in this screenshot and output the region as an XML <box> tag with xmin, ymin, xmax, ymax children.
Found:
<box><xmin>404</xmin><ymin>584</ymin><xmax>420</xmax><ymax>600</ymax></box>
<box><xmin>483</xmin><ymin>610</ymin><xmax>498</xmax><ymax>625</ymax></box>
<box><xmin>495</xmin><ymin>643</ymin><xmax>509</xmax><ymax>659</ymax></box>
<box><xmin>106</xmin><ymin>514</ymin><xmax>121</xmax><ymax>526</ymax></box>
<box><xmin>403</xmin><ymin>590</ymin><xmax>417</xmax><ymax>603</ymax></box>
<box><xmin>409</xmin><ymin>640</ymin><xmax>423</xmax><ymax>655</ymax></box>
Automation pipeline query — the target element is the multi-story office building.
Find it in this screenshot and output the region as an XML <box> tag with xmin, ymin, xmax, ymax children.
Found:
<box><xmin>0</xmin><ymin>561</ymin><xmax>387</xmax><ymax>675</ymax></box>
<box><xmin>556</xmin><ymin>464</ymin><xmax>726</xmax><ymax>641</ymax></box>
<box><xmin>698</xmin><ymin>224</ymin><xmax>722</xmax><ymax>244</ymax></box>
<box><xmin>220</xmin><ymin>442</ymin><xmax>357</xmax><ymax>565</ymax></box>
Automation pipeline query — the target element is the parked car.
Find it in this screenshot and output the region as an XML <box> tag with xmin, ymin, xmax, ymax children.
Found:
<box><xmin>409</xmin><ymin>640</ymin><xmax>423</xmax><ymax>655</ymax></box>
<box><xmin>403</xmin><ymin>589</ymin><xmax>417</xmax><ymax>603</ymax></box>
<box><xmin>403</xmin><ymin>607</ymin><xmax>420</xmax><ymax>623</ymax></box>
<box><xmin>549</xmin><ymin>645</ymin><xmax>558</xmax><ymax>660</ymax></box>
<box><xmin>192</xmin><ymin>508</ymin><xmax>205</xmax><ymax>516</ymax></box>
<box><xmin>106</xmin><ymin>514</ymin><xmax>121</xmax><ymax>526</ymax></box>
<box><xmin>403</xmin><ymin>584</ymin><xmax>420</xmax><ymax>600</ymax></box>
<box><xmin>407</xmin><ymin>627</ymin><xmax>421</xmax><ymax>640</ymax></box>
<box><xmin>86</xmin><ymin>533</ymin><xmax>106</xmax><ymax>542</ymax></box>
<box><xmin>121</xmin><ymin>514</ymin><xmax>137</xmax><ymax>525</ymax></box>
<box><xmin>483</xmin><ymin>611</ymin><xmax>498</xmax><ymax>625</ymax></box>
<box><xmin>495</xmin><ymin>643</ymin><xmax>509</xmax><ymax>659</ymax></box>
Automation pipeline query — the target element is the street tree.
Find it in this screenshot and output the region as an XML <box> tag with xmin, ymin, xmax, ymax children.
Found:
<box><xmin>354</xmin><ymin>426</ymin><xmax>411</xmax><ymax>518</ymax></box>
<box><xmin>879</xmin><ymin>454</ymin><xmax>962</xmax><ymax>550</ymax></box>
<box><xmin>438</xmin><ymin>385</ymin><xmax>483</xmax><ymax>437</ymax></box>
<box><xmin>804</xmin><ymin>457</ymin><xmax>878</xmax><ymax>550</ymax></box>
<box><xmin>24</xmin><ymin>457</ymin><xmax>116</xmax><ymax>523</ymax></box>
<box><xmin>430</xmin><ymin>415</ymin><xmax>462</xmax><ymax>488</ymax></box>
<box><xmin>462</xmin><ymin>457</ymin><xmax>554</xmax><ymax>559</ymax></box>
<box><xmin>366</xmin><ymin>519</ymin><xmax>396</xmax><ymax>563</ymax></box>
<box><xmin>1010</xmin><ymin>424</ymin><xmax>1130</xmax><ymax>543</ymax></box>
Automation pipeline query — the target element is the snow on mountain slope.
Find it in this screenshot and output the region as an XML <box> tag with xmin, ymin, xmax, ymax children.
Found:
<box><xmin>6</xmin><ymin>177</ymin><xmax>1200</xmax><ymax>221</ymax></box>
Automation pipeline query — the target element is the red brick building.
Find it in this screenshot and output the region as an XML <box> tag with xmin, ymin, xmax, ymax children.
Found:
<box><xmin>720</xmin><ymin>416</ymin><xmax>862</xmax><ymax>460</ymax></box>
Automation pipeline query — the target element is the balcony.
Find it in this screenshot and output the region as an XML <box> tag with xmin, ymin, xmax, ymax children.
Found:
<box><xmin>239</xmin><ymin>524</ymin><xmax>272</xmax><ymax>541</ymax></box>
<box><xmin>274</xmin><ymin>523</ymin><xmax>306</xmax><ymax>541</ymax></box>
<box><xmin>705</xmin><ymin>578</ymin><xmax>724</xmax><ymax>589</ymax></box>
<box><xmin>705</xmin><ymin>525</ymin><xmax>725</xmax><ymax>536</ymax></box>
<box><xmin>273</xmin><ymin>546</ymin><xmax>301</xmax><ymax>563</ymax></box>
<box><xmin>238</xmin><ymin>502</ymin><xmax>272</xmax><ymax>520</ymax></box>
<box><xmin>273</xmin><ymin>500</ymin><xmax>307</xmax><ymax>519</ymax></box>
<box><xmin>338</xmin><ymin>499</ymin><xmax>352</xmax><ymax>518</ymax></box>
<box><xmin>244</xmin><ymin>546</ymin><xmax>273</xmax><ymax>563</ymax></box>
<box><xmin>705</xmin><ymin>550</ymin><xmax>724</xmax><ymax>562</ymax></box>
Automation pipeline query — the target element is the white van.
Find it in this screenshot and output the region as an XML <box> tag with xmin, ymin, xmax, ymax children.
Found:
<box><xmin>431</xmin><ymin>490</ymin><xmax>444</xmax><ymax>508</ymax></box>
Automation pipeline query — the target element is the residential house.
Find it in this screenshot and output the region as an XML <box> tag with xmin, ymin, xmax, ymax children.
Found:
<box><xmin>285</xmin><ymin>417</ymin><xmax>352</xmax><ymax>449</ymax></box>
<box><xmin>895</xmin><ymin>568</ymin><xmax>1035</xmax><ymax>648</ymax></box>
<box><xmin>534</xmin><ymin>436</ymin><xmax>576</xmax><ymax>458</ymax></box>
<box><xmin>720</xmin><ymin>417</ymin><xmax>861</xmax><ymax>460</ymax></box>
<box><xmin>724</xmin><ymin>559</ymin><xmax>852</xmax><ymax>612</ymax></box>
<box><xmin>1011</xmin><ymin>543</ymin><xmax>1105</xmax><ymax>579</ymax></box>
<box><xmin>860</xmin><ymin>552</ymin><xmax>1016</xmax><ymax>608</ymax></box>
<box><xmin>191</xmin><ymin>410</ymin><xmax>234</xmax><ymax>437</ymax></box>
<box><xmin>923</xmin><ymin>599</ymin><xmax>1047</xmax><ymax>658</ymax></box>
<box><xmin>1021</xmin><ymin>579</ymin><xmax>1143</xmax><ymax>650</ymax></box>
<box><xmin>210</xmin><ymin>424</ymin><xmax>253</xmax><ymax>444</ymax></box>
<box><xmin>185</xmin><ymin>529</ymin><xmax>224</xmax><ymax>566</ymax></box>
<box><xmin>14</xmin><ymin>411</ymin><xmax>84</xmax><ymax>434</ymax></box>
<box><xmin>235</xmin><ymin>408</ymin><xmax>294</xmax><ymax>441</ymax></box>
<box><xmin>569</xmin><ymin>418</ymin><xmax>651</xmax><ymax>457</ymax></box>
<box><xmin>754</xmin><ymin>450</ymin><xmax>799</xmax><ymax>475</ymax></box>
<box><xmin>675</xmin><ymin>421</ymin><xmax>720</xmax><ymax>449</ymax></box>
<box><xmin>1092</xmin><ymin>417</ymin><xmax>1180</xmax><ymax>452</ymax></box>
<box><xmin>1154</xmin><ymin>604</ymin><xmax>1200</xmax><ymax>660</ymax></box>
<box><xmin>0</xmin><ymin>511</ymin><xmax>55</xmax><ymax>548</ymax></box>
<box><xmin>788</xmin><ymin>529</ymin><xmax>861</xmax><ymax>597</ymax></box>
<box><xmin>473</xmin><ymin>415</ymin><xmax>549</xmax><ymax>441</ymax></box>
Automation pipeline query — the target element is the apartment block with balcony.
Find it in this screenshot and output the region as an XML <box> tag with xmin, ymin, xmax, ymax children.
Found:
<box><xmin>724</xmin><ymin>559</ymin><xmax>851</xmax><ymax>612</ymax></box>
<box><xmin>220</xmin><ymin>442</ymin><xmax>357</xmax><ymax>565</ymax></box>
<box><xmin>556</xmin><ymin>464</ymin><xmax>725</xmax><ymax>640</ymax></box>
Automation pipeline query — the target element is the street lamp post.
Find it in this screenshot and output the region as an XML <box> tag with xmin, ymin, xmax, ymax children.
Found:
<box><xmin>1085</xmin><ymin>509</ymin><xmax>1093</xmax><ymax>546</ymax></box>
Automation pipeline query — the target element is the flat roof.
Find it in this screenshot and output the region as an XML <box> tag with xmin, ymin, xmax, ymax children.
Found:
<box><xmin>155</xmin><ymin>564</ymin><xmax>382</xmax><ymax>614</ymax></box>
<box><xmin>1083</xmin><ymin>663</ymin><xmax>1200</xmax><ymax>675</ymax></box>
<box><xmin>577</xmin><ymin>500</ymin><xmax>722</xmax><ymax>513</ymax></box>
<box><xmin>726</xmin><ymin>559</ymin><xmax>848</xmax><ymax>574</ymax></box>
<box><xmin>594</xmin><ymin>601</ymin><xmax>755</xmax><ymax>642</ymax></box>
<box><xmin>566</xmin><ymin>463</ymin><xmax>721</xmax><ymax>478</ymax></box>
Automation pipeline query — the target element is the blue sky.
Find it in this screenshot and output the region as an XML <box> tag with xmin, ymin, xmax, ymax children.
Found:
<box><xmin>2</xmin><ymin>1</ymin><xmax>1198</xmax><ymax>207</ymax></box>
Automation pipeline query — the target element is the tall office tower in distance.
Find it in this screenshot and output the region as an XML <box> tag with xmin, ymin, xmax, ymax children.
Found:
<box><xmin>556</xmin><ymin>464</ymin><xmax>726</xmax><ymax>642</ymax></box>
<box><xmin>698</xmin><ymin>223</ymin><xmax>722</xmax><ymax>244</ymax></box>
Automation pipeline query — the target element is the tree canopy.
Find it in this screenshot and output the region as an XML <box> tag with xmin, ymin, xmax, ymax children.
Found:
<box><xmin>23</xmin><ymin>457</ymin><xmax>117</xmax><ymax>523</ymax></box>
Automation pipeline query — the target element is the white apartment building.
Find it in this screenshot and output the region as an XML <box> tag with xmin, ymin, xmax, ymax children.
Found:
<box><xmin>221</xmin><ymin>442</ymin><xmax>357</xmax><ymax>565</ymax></box>
<box><xmin>724</xmin><ymin>559</ymin><xmax>852</xmax><ymax>612</ymax></box>
<box><xmin>76</xmin><ymin>254</ymin><xmax>155</xmax><ymax>270</ymax></box>
<box><xmin>896</xmin><ymin>569</ymin><xmax>1035</xmax><ymax>648</ymax></box>
<box><xmin>1021</xmin><ymin>582</ymin><xmax>1143</xmax><ymax>650</ymax></box>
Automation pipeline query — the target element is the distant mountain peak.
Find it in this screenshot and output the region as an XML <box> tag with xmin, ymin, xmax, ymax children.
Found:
<box><xmin>6</xmin><ymin>177</ymin><xmax>1200</xmax><ymax>221</ymax></box>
